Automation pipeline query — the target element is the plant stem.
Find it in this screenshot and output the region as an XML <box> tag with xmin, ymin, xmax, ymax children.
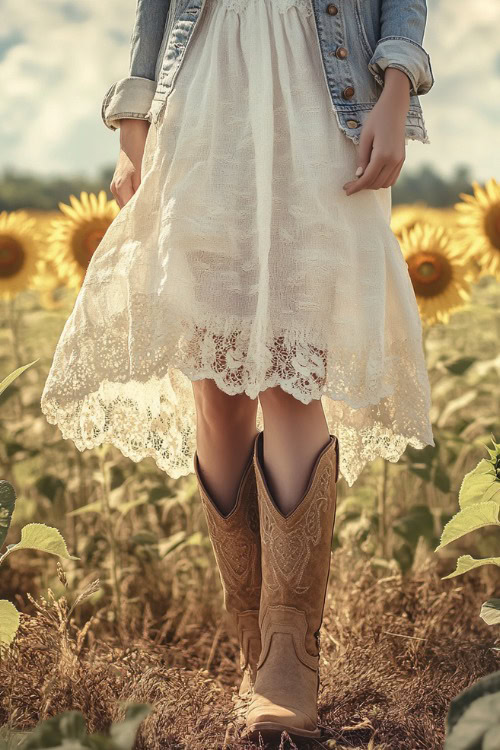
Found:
<box><xmin>98</xmin><ymin>446</ymin><xmax>124</xmax><ymax>640</ymax></box>
<box><xmin>6</xmin><ymin>297</ymin><xmax>23</xmax><ymax>419</ymax></box>
<box><xmin>379</xmin><ymin>458</ymin><xmax>389</xmax><ymax>558</ymax></box>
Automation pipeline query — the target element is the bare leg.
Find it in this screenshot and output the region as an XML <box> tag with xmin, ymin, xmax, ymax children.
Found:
<box><xmin>257</xmin><ymin>385</ymin><xmax>331</xmax><ymax>516</ymax></box>
<box><xmin>192</xmin><ymin>378</ymin><xmax>259</xmax><ymax>515</ymax></box>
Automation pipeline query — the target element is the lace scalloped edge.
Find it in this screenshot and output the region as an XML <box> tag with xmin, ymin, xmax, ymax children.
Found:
<box><xmin>41</xmin><ymin>358</ymin><xmax>435</xmax><ymax>488</ymax></box>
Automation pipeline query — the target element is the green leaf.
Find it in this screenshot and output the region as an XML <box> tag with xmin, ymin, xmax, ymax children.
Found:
<box><xmin>67</xmin><ymin>500</ymin><xmax>103</xmax><ymax>517</ymax></box>
<box><xmin>148</xmin><ymin>486</ymin><xmax>175</xmax><ymax>503</ymax></box>
<box><xmin>0</xmin><ymin>481</ymin><xmax>16</xmax><ymax>551</ymax></box>
<box><xmin>109</xmin><ymin>704</ymin><xmax>152</xmax><ymax>750</ymax></box>
<box><xmin>130</xmin><ymin>531</ymin><xmax>157</xmax><ymax>547</ymax></box>
<box><xmin>158</xmin><ymin>531</ymin><xmax>203</xmax><ymax>559</ymax></box>
<box><xmin>480</xmin><ymin>599</ymin><xmax>500</xmax><ymax>626</ymax></box>
<box><xmin>433</xmin><ymin>464</ymin><xmax>451</xmax><ymax>493</ymax></box>
<box><xmin>444</xmin><ymin>691</ymin><xmax>500</xmax><ymax>750</ymax></box>
<box><xmin>0</xmin><ymin>360</ymin><xmax>39</xmax><ymax>397</ymax></box>
<box><xmin>0</xmin><ymin>599</ymin><xmax>20</xmax><ymax>647</ymax></box>
<box><xmin>21</xmin><ymin>711</ymin><xmax>86</xmax><ymax>749</ymax></box>
<box><xmin>435</xmin><ymin>502</ymin><xmax>500</xmax><ymax>551</ymax></box>
<box><xmin>409</xmin><ymin>466</ymin><xmax>432</xmax><ymax>482</ymax></box>
<box><xmin>117</xmin><ymin>497</ymin><xmax>148</xmax><ymax>516</ymax></box>
<box><xmin>56</xmin><ymin>712</ymin><xmax>87</xmax><ymax>741</ymax></box>
<box><xmin>6</xmin><ymin>441</ymin><xmax>26</xmax><ymax>457</ymax></box>
<box><xmin>458</xmin><ymin>459</ymin><xmax>499</xmax><ymax>509</ymax></box>
<box><xmin>20</xmin><ymin>704</ymin><xmax>152</xmax><ymax>750</ymax></box>
<box><xmin>0</xmin><ymin>523</ymin><xmax>79</xmax><ymax>562</ymax></box>
<box><xmin>446</xmin><ymin>671</ymin><xmax>500</xmax><ymax>743</ymax></box>
<box><xmin>35</xmin><ymin>475</ymin><xmax>65</xmax><ymax>503</ymax></box>
<box><xmin>442</xmin><ymin>555</ymin><xmax>500</xmax><ymax>580</ymax></box>
<box><xmin>444</xmin><ymin>356</ymin><xmax>477</xmax><ymax>375</ymax></box>
<box><xmin>109</xmin><ymin>465</ymin><xmax>126</xmax><ymax>490</ymax></box>
<box><xmin>393</xmin><ymin>505</ymin><xmax>435</xmax><ymax>548</ymax></box>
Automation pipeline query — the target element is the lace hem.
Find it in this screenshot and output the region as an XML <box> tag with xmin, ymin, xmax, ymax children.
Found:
<box><xmin>41</xmin><ymin>315</ymin><xmax>434</xmax><ymax>487</ymax></box>
<box><xmin>216</xmin><ymin>0</ymin><xmax>313</xmax><ymax>15</ymax></box>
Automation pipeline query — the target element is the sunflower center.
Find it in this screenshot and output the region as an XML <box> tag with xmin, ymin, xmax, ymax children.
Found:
<box><xmin>485</xmin><ymin>204</ymin><xmax>500</xmax><ymax>250</ymax></box>
<box><xmin>72</xmin><ymin>222</ymin><xmax>109</xmax><ymax>269</ymax></box>
<box><xmin>0</xmin><ymin>235</ymin><xmax>25</xmax><ymax>278</ymax></box>
<box><xmin>407</xmin><ymin>251</ymin><xmax>453</xmax><ymax>298</ymax></box>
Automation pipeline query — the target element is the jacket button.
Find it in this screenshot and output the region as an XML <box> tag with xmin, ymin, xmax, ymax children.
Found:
<box><xmin>342</xmin><ymin>86</ymin><xmax>355</xmax><ymax>99</ymax></box>
<box><xmin>326</xmin><ymin>4</ymin><xmax>338</xmax><ymax>14</ymax></box>
<box><xmin>336</xmin><ymin>47</ymin><xmax>348</xmax><ymax>59</ymax></box>
<box><xmin>346</xmin><ymin>119</ymin><xmax>359</xmax><ymax>128</ymax></box>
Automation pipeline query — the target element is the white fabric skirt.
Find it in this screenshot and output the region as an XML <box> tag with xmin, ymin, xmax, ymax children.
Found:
<box><xmin>41</xmin><ymin>0</ymin><xmax>435</xmax><ymax>486</ymax></box>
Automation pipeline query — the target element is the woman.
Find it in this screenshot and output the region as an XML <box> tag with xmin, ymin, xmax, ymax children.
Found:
<box><xmin>41</xmin><ymin>0</ymin><xmax>435</xmax><ymax>742</ymax></box>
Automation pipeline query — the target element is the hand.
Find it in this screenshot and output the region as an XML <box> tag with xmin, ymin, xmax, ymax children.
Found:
<box><xmin>110</xmin><ymin>118</ymin><xmax>150</xmax><ymax>208</ymax></box>
<box><xmin>343</xmin><ymin>68</ymin><xmax>410</xmax><ymax>196</ymax></box>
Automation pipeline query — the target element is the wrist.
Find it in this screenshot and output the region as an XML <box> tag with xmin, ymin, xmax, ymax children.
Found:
<box><xmin>119</xmin><ymin>117</ymin><xmax>150</xmax><ymax>132</ymax></box>
<box><xmin>381</xmin><ymin>67</ymin><xmax>411</xmax><ymax>98</ymax></box>
<box><xmin>119</xmin><ymin>117</ymin><xmax>150</xmax><ymax>142</ymax></box>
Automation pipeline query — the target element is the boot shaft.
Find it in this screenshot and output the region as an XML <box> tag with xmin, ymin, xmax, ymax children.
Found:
<box><xmin>253</xmin><ymin>431</ymin><xmax>338</xmax><ymax>657</ymax></box>
<box><xmin>195</xmin><ymin>448</ymin><xmax>262</xmax><ymax>614</ymax></box>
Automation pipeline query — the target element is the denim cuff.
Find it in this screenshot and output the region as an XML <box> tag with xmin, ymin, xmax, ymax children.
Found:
<box><xmin>101</xmin><ymin>76</ymin><xmax>158</xmax><ymax>131</ymax></box>
<box><xmin>368</xmin><ymin>36</ymin><xmax>434</xmax><ymax>96</ymax></box>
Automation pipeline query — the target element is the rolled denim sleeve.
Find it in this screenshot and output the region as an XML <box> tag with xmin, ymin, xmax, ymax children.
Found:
<box><xmin>102</xmin><ymin>0</ymin><xmax>171</xmax><ymax>131</ymax></box>
<box><xmin>367</xmin><ymin>0</ymin><xmax>434</xmax><ymax>96</ymax></box>
<box><xmin>101</xmin><ymin>76</ymin><xmax>159</xmax><ymax>131</ymax></box>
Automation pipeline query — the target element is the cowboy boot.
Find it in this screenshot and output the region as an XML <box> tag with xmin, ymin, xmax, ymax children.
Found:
<box><xmin>194</xmin><ymin>439</ymin><xmax>262</xmax><ymax>700</ymax></box>
<box><xmin>243</xmin><ymin>430</ymin><xmax>339</xmax><ymax>743</ymax></box>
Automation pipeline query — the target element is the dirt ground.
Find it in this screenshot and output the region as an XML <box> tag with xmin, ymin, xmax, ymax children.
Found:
<box><xmin>1</xmin><ymin>548</ymin><xmax>499</xmax><ymax>750</ymax></box>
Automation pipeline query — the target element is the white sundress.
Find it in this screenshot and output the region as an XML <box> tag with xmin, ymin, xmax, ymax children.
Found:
<box><xmin>40</xmin><ymin>0</ymin><xmax>435</xmax><ymax>487</ymax></box>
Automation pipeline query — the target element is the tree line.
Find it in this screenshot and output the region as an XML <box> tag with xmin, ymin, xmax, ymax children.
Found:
<box><xmin>0</xmin><ymin>163</ymin><xmax>475</xmax><ymax>212</ymax></box>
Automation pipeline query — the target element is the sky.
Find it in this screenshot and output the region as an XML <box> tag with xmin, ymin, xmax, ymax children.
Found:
<box><xmin>1</xmin><ymin>0</ymin><xmax>499</xmax><ymax>182</ymax></box>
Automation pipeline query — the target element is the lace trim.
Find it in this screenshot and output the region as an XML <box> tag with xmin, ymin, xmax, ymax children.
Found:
<box><xmin>216</xmin><ymin>0</ymin><xmax>313</xmax><ymax>15</ymax></box>
<box><xmin>40</xmin><ymin>310</ymin><xmax>434</xmax><ymax>488</ymax></box>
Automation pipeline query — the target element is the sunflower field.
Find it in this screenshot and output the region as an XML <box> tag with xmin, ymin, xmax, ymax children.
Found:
<box><xmin>0</xmin><ymin>181</ymin><xmax>499</xmax><ymax>749</ymax></box>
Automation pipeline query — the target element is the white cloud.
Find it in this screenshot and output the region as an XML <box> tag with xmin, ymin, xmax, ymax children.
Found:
<box><xmin>404</xmin><ymin>0</ymin><xmax>500</xmax><ymax>180</ymax></box>
<box><xmin>0</xmin><ymin>0</ymin><xmax>499</xmax><ymax>182</ymax></box>
<box><xmin>0</xmin><ymin>0</ymin><xmax>133</xmax><ymax>175</ymax></box>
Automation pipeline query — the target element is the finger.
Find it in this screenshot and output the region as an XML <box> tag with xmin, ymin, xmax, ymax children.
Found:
<box><xmin>371</xmin><ymin>162</ymin><xmax>399</xmax><ymax>190</ymax></box>
<box><xmin>344</xmin><ymin>155</ymin><xmax>386</xmax><ymax>195</ymax></box>
<box><xmin>117</xmin><ymin>182</ymin><xmax>135</xmax><ymax>209</ymax></box>
<box><xmin>356</xmin><ymin>129</ymin><xmax>373</xmax><ymax>176</ymax></box>
<box><xmin>381</xmin><ymin>160</ymin><xmax>404</xmax><ymax>188</ymax></box>
<box><xmin>131</xmin><ymin>173</ymin><xmax>142</xmax><ymax>193</ymax></box>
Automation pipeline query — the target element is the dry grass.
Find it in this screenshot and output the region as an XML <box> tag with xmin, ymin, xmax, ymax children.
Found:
<box><xmin>1</xmin><ymin>549</ymin><xmax>498</xmax><ymax>750</ymax></box>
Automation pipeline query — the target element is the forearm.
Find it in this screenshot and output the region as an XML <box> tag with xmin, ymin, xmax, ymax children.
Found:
<box><xmin>381</xmin><ymin>67</ymin><xmax>411</xmax><ymax>104</ymax></box>
<box><xmin>377</xmin><ymin>67</ymin><xmax>412</xmax><ymax>131</ymax></box>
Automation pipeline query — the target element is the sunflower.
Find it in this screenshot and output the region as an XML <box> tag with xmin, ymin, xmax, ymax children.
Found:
<box><xmin>0</xmin><ymin>210</ymin><xmax>42</xmax><ymax>300</ymax></box>
<box><xmin>454</xmin><ymin>178</ymin><xmax>500</xmax><ymax>280</ymax></box>
<box><xmin>400</xmin><ymin>222</ymin><xmax>476</xmax><ymax>326</ymax></box>
<box><xmin>391</xmin><ymin>203</ymin><xmax>456</xmax><ymax>238</ymax></box>
<box><xmin>47</xmin><ymin>191</ymin><xmax>119</xmax><ymax>288</ymax></box>
<box><xmin>30</xmin><ymin>258</ymin><xmax>67</xmax><ymax>310</ymax></box>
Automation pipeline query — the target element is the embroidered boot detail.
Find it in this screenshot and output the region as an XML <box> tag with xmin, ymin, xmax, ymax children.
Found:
<box><xmin>194</xmin><ymin>441</ymin><xmax>262</xmax><ymax>699</ymax></box>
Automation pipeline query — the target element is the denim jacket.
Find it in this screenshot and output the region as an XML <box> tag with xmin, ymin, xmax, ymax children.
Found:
<box><xmin>102</xmin><ymin>0</ymin><xmax>434</xmax><ymax>145</ymax></box>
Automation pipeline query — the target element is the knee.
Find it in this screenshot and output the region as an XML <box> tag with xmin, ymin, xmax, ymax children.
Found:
<box><xmin>193</xmin><ymin>379</ymin><xmax>256</xmax><ymax>431</ymax></box>
<box><xmin>259</xmin><ymin>384</ymin><xmax>297</xmax><ymax>412</ymax></box>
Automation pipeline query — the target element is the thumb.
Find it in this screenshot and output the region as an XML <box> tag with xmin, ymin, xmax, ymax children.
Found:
<box><xmin>355</xmin><ymin>131</ymin><xmax>373</xmax><ymax>177</ymax></box>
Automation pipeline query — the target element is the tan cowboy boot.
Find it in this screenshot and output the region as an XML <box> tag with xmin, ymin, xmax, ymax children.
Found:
<box><xmin>243</xmin><ymin>430</ymin><xmax>339</xmax><ymax>743</ymax></box>
<box><xmin>194</xmin><ymin>440</ymin><xmax>262</xmax><ymax>700</ymax></box>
